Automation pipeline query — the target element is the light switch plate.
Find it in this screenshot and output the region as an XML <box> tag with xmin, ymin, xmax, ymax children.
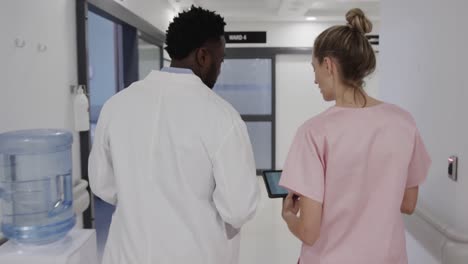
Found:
<box><xmin>448</xmin><ymin>156</ymin><xmax>458</xmax><ymax>182</ymax></box>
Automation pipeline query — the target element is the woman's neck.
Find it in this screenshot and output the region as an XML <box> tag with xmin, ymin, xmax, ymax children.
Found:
<box><xmin>335</xmin><ymin>86</ymin><xmax>368</xmax><ymax>108</ymax></box>
<box><xmin>335</xmin><ymin>87</ymin><xmax>383</xmax><ymax>108</ymax></box>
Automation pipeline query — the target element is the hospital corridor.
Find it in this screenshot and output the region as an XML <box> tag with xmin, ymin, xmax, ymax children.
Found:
<box><xmin>1</xmin><ymin>0</ymin><xmax>468</xmax><ymax>264</ymax></box>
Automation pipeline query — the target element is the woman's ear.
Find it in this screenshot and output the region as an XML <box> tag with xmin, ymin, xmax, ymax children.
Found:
<box><xmin>324</xmin><ymin>57</ymin><xmax>333</xmax><ymax>76</ymax></box>
<box><xmin>327</xmin><ymin>57</ymin><xmax>340</xmax><ymax>77</ymax></box>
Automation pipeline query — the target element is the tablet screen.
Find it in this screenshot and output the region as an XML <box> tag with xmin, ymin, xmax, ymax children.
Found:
<box><xmin>262</xmin><ymin>170</ymin><xmax>288</xmax><ymax>198</ymax></box>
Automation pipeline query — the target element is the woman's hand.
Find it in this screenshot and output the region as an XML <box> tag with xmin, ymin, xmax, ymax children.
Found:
<box><xmin>282</xmin><ymin>193</ymin><xmax>300</xmax><ymax>220</ymax></box>
<box><xmin>281</xmin><ymin>193</ymin><xmax>322</xmax><ymax>246</ymax></box>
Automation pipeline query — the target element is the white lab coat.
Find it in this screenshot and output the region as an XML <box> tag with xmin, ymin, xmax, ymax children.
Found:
<box><xmin>89</xmin><ymin>70</ymin><xmax>259</xmax><ymax>264</ymax></box>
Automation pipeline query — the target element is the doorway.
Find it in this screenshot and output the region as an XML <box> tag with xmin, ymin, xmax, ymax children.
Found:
<box><xmin>75</xmin><ymin>0</ymin><xmax>165</xmax><ymax>259</ymax></box>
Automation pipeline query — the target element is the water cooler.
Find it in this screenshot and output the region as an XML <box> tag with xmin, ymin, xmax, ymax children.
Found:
<box><xmin>0</xmin><ymin>129</ymin><xmax>98</xmax><ymax>264</ymax></box>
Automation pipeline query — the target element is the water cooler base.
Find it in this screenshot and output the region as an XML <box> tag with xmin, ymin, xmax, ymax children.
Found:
<box><xmin>0</xmin><ymin>229</ymin><xmax>98</xmax><ymax>264</ymax></box>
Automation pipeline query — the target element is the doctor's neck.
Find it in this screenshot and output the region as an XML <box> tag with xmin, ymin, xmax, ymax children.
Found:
<box><xmin>170</xmin><ymin>58</ymin><xmax>203</xmax><ymax>77</ymax></box>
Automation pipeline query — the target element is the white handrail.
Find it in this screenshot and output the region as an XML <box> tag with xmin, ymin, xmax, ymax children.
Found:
<box><xmin>415</xmin><ymin>206</ymin><xmax>468</xmax><ymax>244</ymax></box>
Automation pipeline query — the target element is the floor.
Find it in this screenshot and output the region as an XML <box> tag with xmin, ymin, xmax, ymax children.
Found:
<box><xmin>238</xmin><ymin>178</ymin><xmax>301</xmax><ymax>263</ymax></box>
<box><xmin>93</xmin><ymin>177</ymin><xmax>301</xmax><ymax>263</ymax></box>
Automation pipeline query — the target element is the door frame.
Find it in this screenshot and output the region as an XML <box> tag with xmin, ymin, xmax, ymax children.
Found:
<box><xmin>75</xmin><ymin>0</ymin><xmax>165</xmax><ymax>228</ymax></box>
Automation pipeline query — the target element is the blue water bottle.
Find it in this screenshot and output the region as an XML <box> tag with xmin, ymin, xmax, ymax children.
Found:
<box><xmin>0</xmin><ymin>129</ymin><xmax>76</xmax><ymax>245</ymax></box>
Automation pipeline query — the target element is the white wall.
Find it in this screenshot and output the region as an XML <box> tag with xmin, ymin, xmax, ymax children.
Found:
<box><xmin>0</xmin><ymin>0</ymin><xmax>81</xmax><ymax>236</ymax></box>
<box><xmin>380</xmin><ymin>0</ymin><xmax>468</xmax><ymax>262</ymax></box>
<box><xmin>381</xmin><ymin>0</ymin><xmax>468</xmax><ymax>231</ymax></box>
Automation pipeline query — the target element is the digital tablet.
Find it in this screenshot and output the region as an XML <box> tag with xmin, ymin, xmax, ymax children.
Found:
<box><xmin>262</xmin><ymin>170</ymin><xmax>289</xmax><ymax>198</ymax></box>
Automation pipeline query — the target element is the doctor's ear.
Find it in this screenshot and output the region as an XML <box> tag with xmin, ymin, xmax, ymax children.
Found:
<box><xmin>195</xmin><ymin>47</ymin><xmax>210</xmax><ymax>67</ymax></box>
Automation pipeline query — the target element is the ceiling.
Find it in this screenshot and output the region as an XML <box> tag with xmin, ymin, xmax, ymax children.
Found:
<box><xmin>167</xmin><ymin>0</ymin><xmax>380</xmax><ymax>23</ymax></box>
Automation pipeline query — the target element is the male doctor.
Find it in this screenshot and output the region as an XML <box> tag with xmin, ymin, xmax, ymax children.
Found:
<box><xmin>89</xmin><ymin>6</ymin><xmax>259</xmax><ymax>264</ymax></box>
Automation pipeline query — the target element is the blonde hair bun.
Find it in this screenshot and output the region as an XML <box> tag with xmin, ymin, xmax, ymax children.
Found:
<box><xmin>346</xmin><ymin>8</ymin><xmax>372</xmax><ymax>34</ymax></box>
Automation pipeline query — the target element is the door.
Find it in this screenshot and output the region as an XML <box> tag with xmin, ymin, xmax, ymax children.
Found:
<box><xmin>214</xmin><ymin>51</ymin><xmax>276</xmax><ymax>174</ymax></box>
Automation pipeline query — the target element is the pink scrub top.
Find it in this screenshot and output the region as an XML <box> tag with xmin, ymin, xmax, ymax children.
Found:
<box><xmin>279</xmin><ymin>103</ymin><xmax>431</xmax><ymax>264</ymax></box>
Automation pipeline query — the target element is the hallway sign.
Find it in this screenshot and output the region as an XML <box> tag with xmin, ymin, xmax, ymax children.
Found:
<box><xmin>225</xmin><ymin>31</ymin><xmax>267</xmax><ymax>44</ymax></box>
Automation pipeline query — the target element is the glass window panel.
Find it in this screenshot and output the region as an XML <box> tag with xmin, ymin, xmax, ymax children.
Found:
<box><xmin>245</xmin><ymin>121</ymin><xmax>272</xmax><ymax>170</ymax></box>
<box><xmin>214</xmin><ymin>59</ymin><xmax>272</xmax><ymax>115</ymax></box>
<box><xmin>138</xmin><ymin>39</ymin><xmax>161</xmax><ymax>79</ymax></box>
<box><xmin>88</xmin><ymin>11</ymin><xmax>118</xmax><ymax>143</ymax></box>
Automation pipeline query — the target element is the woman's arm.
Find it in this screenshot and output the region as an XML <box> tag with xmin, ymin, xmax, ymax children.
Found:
<box><xmin>401</xmin><ymin>186</ymin><xmax>419</xmax><ymax>215</ymax></box>
<box><xmin>282</xmin><ymin>193</ymin><xmax>322</xmax><ymax>246</ymax></box>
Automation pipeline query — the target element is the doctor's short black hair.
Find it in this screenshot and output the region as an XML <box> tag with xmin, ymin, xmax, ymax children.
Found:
<box><xmin>165</xmin><ymin>6</ymin><xmax>226</xmax><ymax>60</ymax></box>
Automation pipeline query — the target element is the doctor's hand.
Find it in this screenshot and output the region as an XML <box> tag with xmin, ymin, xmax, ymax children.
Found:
<box><xmin>282</xmin><ymin>193</ymin><xmax>300</xmax><ymax>220</ymax></box>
